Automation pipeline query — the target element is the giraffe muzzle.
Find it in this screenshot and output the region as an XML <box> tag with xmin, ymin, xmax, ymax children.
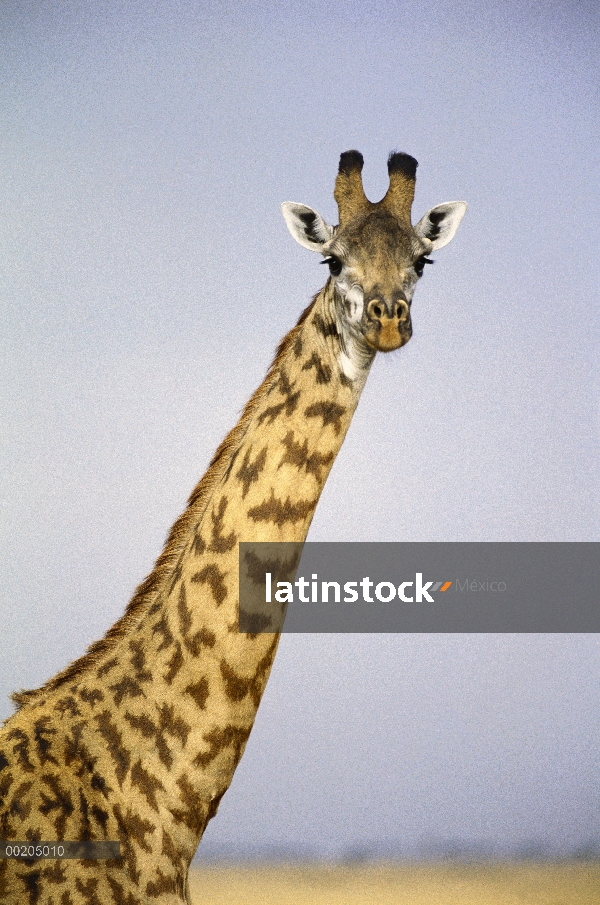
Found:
<box><xmin>364</xmin><ymin>298</ymin><xmax>412</xmax><ymax>352</ymax></box>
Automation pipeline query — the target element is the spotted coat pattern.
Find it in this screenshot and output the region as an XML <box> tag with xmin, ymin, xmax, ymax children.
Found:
<box><xmin>0</xmin><ymin>279</ymin><xmax>373</xmax><ymax>904</ymax></box>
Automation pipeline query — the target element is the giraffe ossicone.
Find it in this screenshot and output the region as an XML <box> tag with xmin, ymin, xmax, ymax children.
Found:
<box><xmin>0</xmin><ymin>151</ymin><xmax>466</xmax><ymax>904</ymax></box>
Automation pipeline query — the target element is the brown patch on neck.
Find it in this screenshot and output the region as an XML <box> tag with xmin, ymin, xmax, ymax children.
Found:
<box><xmin>247</xmin><ymin>489</ymin><xmax>318</xmax><ymax>528</ymax></box>
<box><xmin>279</xmin><ymin>431</ymin><xmax>334</xmax><ymax>482</ymax></box>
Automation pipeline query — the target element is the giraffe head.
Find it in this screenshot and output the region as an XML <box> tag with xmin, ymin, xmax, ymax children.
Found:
<box><xmin>282</xmin><ymin>151</ymin><xmax>466</xmax><ymax>357</ymax></box>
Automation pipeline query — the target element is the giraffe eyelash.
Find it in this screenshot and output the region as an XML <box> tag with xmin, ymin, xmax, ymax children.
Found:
<box><xmin>415</xmin><ymin>256</ymin><xmax>434</xmax><ymax>276</ymax></box>
<box><xmin>320</xmin><ymin>256</ymin><xmax>343</xmax><ymax>276</ymax></box>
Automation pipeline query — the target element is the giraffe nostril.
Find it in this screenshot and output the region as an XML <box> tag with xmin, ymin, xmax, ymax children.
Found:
<box><xmin>368</xmin><ymin>299</ymin><xmax>408</xmax><ymax>322</ymax></box>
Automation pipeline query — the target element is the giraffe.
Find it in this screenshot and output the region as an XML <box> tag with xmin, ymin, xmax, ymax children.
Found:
<box><xmin>0</xmin><ymin>151</ymin><xmax>466</xmax><ymax>904</ymax></box>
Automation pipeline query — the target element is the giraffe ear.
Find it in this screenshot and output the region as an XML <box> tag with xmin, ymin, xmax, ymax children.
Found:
<box><xmin>415</xmin><ymin>201</ymin><xmax>467</xmax><ymax>250</ymax></box>
<box><xmin>281</xmin><ymin>203</ymin><xmax>334</xmax><ymax>252</ymax></box>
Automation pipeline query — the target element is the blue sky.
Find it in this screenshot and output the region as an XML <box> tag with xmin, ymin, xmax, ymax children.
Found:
<box><xmin>1</xmin><ymin>0</ymin><xmax>598</xmax><ymax>858</ymax></box>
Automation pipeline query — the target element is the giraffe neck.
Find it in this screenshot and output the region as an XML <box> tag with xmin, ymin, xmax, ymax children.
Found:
<box><xmin>4</xmin><ymin>280</ymin><xmax>376</xmax><ymax>882</ymax></box>
<box><xmin>105</xmin><ymin>282</ymin><xmax>373</xmax><ymax>847</ymax></box>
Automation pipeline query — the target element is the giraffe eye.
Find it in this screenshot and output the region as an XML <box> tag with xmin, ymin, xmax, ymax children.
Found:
<box><xmin>414</xmin><ymin>256</ymin><xmax>434</xmax><ymax>277</ymax></box>
<box><xmin>321</xmin><ymin>256</ymin><xmax>343</xmax><ymax>277</ymax></box>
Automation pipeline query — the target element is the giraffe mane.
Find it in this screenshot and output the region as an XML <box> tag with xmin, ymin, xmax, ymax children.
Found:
<box><xmin>10</xmin><ymin>295</ymin><xmax>319</xmax><ymax>711</ymax></box>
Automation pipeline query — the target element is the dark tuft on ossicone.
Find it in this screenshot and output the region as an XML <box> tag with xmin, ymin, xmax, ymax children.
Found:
<box><xmin>338</xmin><ymin>150</ymin><xmax>364</xmax><ymax>175</ymax></box>
<box><xmin>387</xmin><ymin>152</ymin><xmax>418</xmax><ymax>180</ymax></box>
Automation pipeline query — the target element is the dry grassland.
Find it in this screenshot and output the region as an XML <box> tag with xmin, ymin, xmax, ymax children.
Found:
<box><xmin>189</xmin><ymin>861</ymin><xmax>600</xmax><ymax>905</ymax></box>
